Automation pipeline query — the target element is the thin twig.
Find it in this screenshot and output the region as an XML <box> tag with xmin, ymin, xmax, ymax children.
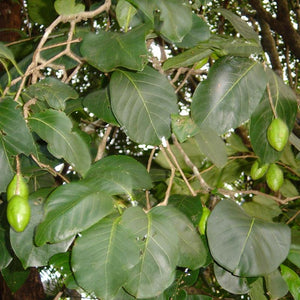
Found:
<box><xmin>172</xmin><ymin>134</ymin><xmax>211</xmax><ymax>192</ymax></box>
<box><xmin>286</xmin><ymin>209</ymin><xmax>300</xmax><ymax>224</ymax></box>
<box><xmin>53</xmin><ymin>291</ymin><xmax>63</xmax><ymax>300</ymax></box>
<box><xmin>94</xmin><ymin>125</ymin><xmax>113</xmax><ymax>161</ymax></box>
<box><xmin>31</xmin><ymin>154</ymin><xmax>70</xmax><ymax>183</ymax></box>
<box><xmin>145</xmin><ymin>147</ymin><xmax>157</xmax><ymax>210</ymax></box>
<box><xmin>158</xmin><ymin>146</ymin><xmax>176</xmax><ymax>206</ymax></box>
<box><xmin>165</xmin><ymin>140</ymin><xmax>197</xmax><ymax>196</ymax></box>
<box><xmin>266</xmin><ymin>82</ymin><xmax>277</xmax><ymax>118</ymax></box>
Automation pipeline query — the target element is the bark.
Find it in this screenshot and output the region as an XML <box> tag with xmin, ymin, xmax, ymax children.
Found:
<box><xmin>0</xmin><ymin>0</ymin><xmax>22</xmax><ymax>42</ymax></box>
<box><xmin>0</xmin><ymin>268</ymin><xmax>46</xmax><ymax>300</ymax></box>
<box><xmin>249</xmin><ymin>0</ymin><xmax>300</xmax><ymax>59</ymax></box>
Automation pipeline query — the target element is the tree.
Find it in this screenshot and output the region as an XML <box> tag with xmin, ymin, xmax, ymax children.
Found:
<box><xmin>0</xmin><ymin>0</ymin><xmax>299</xmax><ymax>299</ymax></box>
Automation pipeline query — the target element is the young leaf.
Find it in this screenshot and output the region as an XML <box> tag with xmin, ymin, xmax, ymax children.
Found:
<box><xmin>207</xmin><ymin>199</ymin><xmax>291</xmax><ymax>277</ymax></box>
<box><xmin>110</xmin><ymin>66</ymin><xmax>177</xmax><ymax>145</ymax></box>
<box><xmin>28</xmin><ymin>109</ymin><xmax>91</xmax><ymax>176</ymax></box>
<box><xmin>116</xmin><ymin>0</ymin><xmax>137</xmax><ymax>31</ymax></box>
<box><xmin>191</xmin><ymin>56</ymin><xmax>267</xmax><ymax>135</ymax></box>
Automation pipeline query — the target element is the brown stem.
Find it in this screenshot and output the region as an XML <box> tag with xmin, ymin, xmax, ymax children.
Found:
<box><xmin>94</xmin><ymin>125</ymin><xmax>113</xmax><ymax>162</ymax></box>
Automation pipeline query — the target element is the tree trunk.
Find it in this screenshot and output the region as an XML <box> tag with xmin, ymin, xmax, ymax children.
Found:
<box><xmin>0</xmin><ymin>268</ymin><xmax>46</xmax><ymax>300</ymax></box>
<box><xmin>0</xmin><ymin>0</ymin><xmax>22</xmax><ymax>42</ymax></box>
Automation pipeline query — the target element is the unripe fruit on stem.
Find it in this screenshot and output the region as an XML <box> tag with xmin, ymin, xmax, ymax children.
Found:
<box><xmin>7</xmin><ymin>174</ymin><xmax>29</xmax><ymax>201</ymax></box>
<box><xmin>250</xmin><ymin>160</ymin><xmax>269</xmax><ymax>180</ymax></box>
<box><xmin>266</xmin><ymin>163</ymin><xmax>284</xmax><ymax>192</ymax></box>
<box><xmin>198</xmin><ymin>206</ymin><xmax>210</xmax><ymax>235</ymax></box>
<box><xmin>7</xmin><ymin>195</ymin><xmax>30</xmax><ymax>232</ymax></box>
<box><xmin>267</xmin><ymin>118</ymin><xmax>289</xmax><ymax>152</ymax></box>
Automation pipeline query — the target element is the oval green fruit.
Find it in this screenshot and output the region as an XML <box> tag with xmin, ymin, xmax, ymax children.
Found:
<box><xmin>266</xmin><ymin>163</ymin><xmax>284</xmax><ymax>192</ymax></box>
<box><xmin>250</xmin><ymin>160</ymin><xmax>269</xmax><ymax>180</ymax></box>
<box><xmin>6</xmin><ymin>174</ymin><xmax>29</xmax><ymax>201</ymax></box>
<box><xmin>7</xmin><ymin>195</ymin><xmax>31</xmax><ymax>232</ymax></box>
<box><xmin>198</xmin><ymin>206</ymin><xmax>210</xmax><ymax>235</ymax></box>
<box><xmin>267</xmin><ymin>118</ymin><xmax>289</xmax><ymax>152</ymax></box>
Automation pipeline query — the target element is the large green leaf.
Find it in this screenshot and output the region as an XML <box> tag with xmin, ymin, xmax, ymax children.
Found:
<box><xmin>84</xmin><ymin>155</ymin><xmax>152</xmax><ymax>196</ymax></box>
<box><xmin>26</xmin><ymin>77</ymin><xmax>78</xmax><ymax>110</ymax></box>
<box><xmin>250</xmin><ymin>69</ymin><xmax>298</xmax><ymax>163</ymax></box>
<box><xmin>28</xmin><ymin>110</ymin><xmax>91</xmax><ymax>176</ymax></box>
<box><xmin>288</xmin><ymin>228</ymin><xmax>300</xmax><ymax>268</ymax></box>
<box><xmin>0</xmin><ymin>98</ymin><xmax>36</xmax><ymax>192</ymax></box>
<box><xmin>83</xmin><ymin>88</ymin><xmax>118</xmax><ymax>125</ymax></box>
<box><xmin>116</xmin><ymin>0</ymin><xmax>137</xmax><ymax>31</ymax></box>
<box><xmin>191</xmin><ymin>56</ymin><xmax>267</xmax><ymax>135</ymax></box>
<box><xmin>10</xmin><ymin>189</ymin><xmax>73</xmax><ymax>268</ymax></box>
<box><xmin>122</xmin><ymin>206</ymin><xmax>179</xmax><ymax>298</ymax></box>
<box><xmin>214</xmin><ymin>263</ymin><xmax>250</xmax><ymax>294</ymax></box>
<box><xmin>35</xmin><ymin>182</ymin><xmax>114</xmax><ymax>245</ymax></box>
<box><xmin>249</xmin><ymin>278</ymin><xmax>268</xmax><ymax>300</ymax></box>
<box><xmin>54</xmin><ymin>0</ymin><xmax>85</xmax><ymax>15</ymax></box>
<box><xmin>110</xmin><ymin>66</ymin><xmax>178</xmax><ymax>145</ymax></box>
<box><xmin>171</xmin><ymin>115</ymin><xmax>199</xmax><ymax>143</ymax></box>
<box><xmin>72</xmin><ymin>216</ymin><xmax>140</xmax><ymax>299</ymax></box>
<box><xmin>215</xmin><ymin>8</ymin><xmax>260</xmax><ymax>44</ymax></box>
<box><xmin>80</xmin><ymin>24</ymin><xmax>149</xmax><ymax>72</ymax></box>
<box><xmin>194</xmin><ymin>128</ymin><xmax>227</xmax><ymax>168</ymax></box>
<box><xmin>0</xmin><ymin>215</ymin><xmax>12</xmax><ymax>270</ymax></box>
<box><xmin>207</xmin><ymin>199</ymin><xmax>291</xmax><ymax>277</ymax></box>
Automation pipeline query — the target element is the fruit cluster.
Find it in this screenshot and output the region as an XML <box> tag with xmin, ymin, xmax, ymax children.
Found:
<box><xmin>6</xmin><ymin>173</ymin><xmax>30</xmax><ymax>232</ymax></box>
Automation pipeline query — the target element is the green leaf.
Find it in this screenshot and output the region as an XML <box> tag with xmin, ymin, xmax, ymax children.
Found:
<box><xmin>27</xmin><ymin>0</ymin><xmax>58</xmax><ymax>26</ymax></box>
<box><xmin>122</xmin><ymin>206</ymin><xmax>179</xmax><ymax>298</ymax></box>
<box><xmin>10</xmin><ymin>189</ymin><xmax>74</xmax><ymax>269</ymax></box>
<box><xmin>49</xmin><ymin>252</ymin><xmax>78</xmax><ymax>289</ymax></box>
<box><xmin>129</xmin><ymin>0</ymin><xmax>193</xmax><ymax>42</ymax></box>
<box><xmin>81</xmin><ymin>24</ymin><xmax>149</xmax><ymax>72</ymax></box>
<box><xmin>249</xmin><ymin>278</ymin><xmax>268</xmax><ymax>300</ymax></box>
<box><xmin>35</xmin><ymin>182</ymin><xmax>114</xmax><ymax>245</ymax></box>
<box><xmin>214</xmin><ymin>263</ymin><xmax>250</xmax><ymax>294</ymax></box>
<box><xmin>288</xmin><ymin>228</ymin><xmax>300</xmax><ymax>268</ymax></box>
<box><xmin>169</xmin><ymin>194</ymin><xmax>203</xmax><ymax>226</ymax></box>
<box><xmin>72</xmin><ymin>216</ymin><xmax>140</xmax><ymax>299</ymax></box>
<box><xmin>0</xmin><ymin>98</ymin><xmax>36</xmax><ymax>192</ymax></box>
<box><xmin>264</xmin><ymin>269</ymin><xmax>288</xmax><ymax>300</ymax></box>
<box><xmin>215</xmin><ymin>8</ymin><xmax>260</xmax><ymax>44</ymax></box>
<box><xmin>225</xmin><ymin>133</ymin><xmax>249</xmax><ymax>155</ymax></box>
<box><xmin>116</xmin><ymin>0</ymin><xmax>137</xmax><ymax>31</ymax></box>
<box><xmin>84</xmin><ymin>155</ymin><xmax>152</xmax><ymax>196</ymax></box>
<box><xmin>250</xmin><ymin>68</ymin><xmax>298</xmax><ymax>163</ymax></box>
<box><xmin>26</xmin><ymin>77</ymin><xmax>78</xmax><ymax>110</ymax></box>
<box><xmin>83</xmin><ymin>88</ymin><xmax>118</xmax><ymax>125</ymax></box>
<box><xmin>28</xmin><ymin>110</ymin><xmax>91</xmax><ymax>176</ymax></box>
<box><xmin>54</xmin><ymin>0</ymin><xmax>85</xmax><ymax>15</ymax></box>
<box><xmin>281</xmin><ymin>264</ymin><xmax>300</xmax><ymax>300</ymax></box>
<box><xmin>1</xmin><ymin>259</ymin><xmax>30</xmax><ymax>292</ymax></box>
<box><xmin>175</xmin><ymin>14</ymin><xmax>210</xmax><ymax>48</ymax></box>
<box><xmin>194</xmin><ymin>128</ymin><xmax>227</xmax><ymax>168</ymax></box>
<box><xmin>0</xmin><ymin>220</ymin><xmax>12</xmax><ymax>270</ymax></box>
<box><xmin>110</xmin><ymin>66</ymin><xmax>177</xmax><ymax>145</ymax></box>
<box><xmin>242</xmin><ymin>195</ymin><xmax>282</xmax><ymax>222</ymax></box>
<box><xmin>191</xmin><ymin>56</ymin><xmax>267</xmax><ymax>135</ymax></box>
<box><xmin>207</xmin><ymin>199</ymin><xmax>291</xmax><ymax>277</ymax></box>
<box><xmin>171</xmin><ymin>115</ymin><xmax>199</xmax><ymax>143</ymax></box>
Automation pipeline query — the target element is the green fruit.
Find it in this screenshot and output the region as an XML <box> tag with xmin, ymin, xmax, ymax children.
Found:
<box><xmin>266</xmin><ymin>163</ymin><xmax>284</xmax><ymax>192</ymax></box>
<box><xmin>6</xmin><ymin>174</ymin><xmax>29</xmax><ymax>201</ymax></box>
<box><xmin>7</xmin><ymin>195</ymin><xmax>31</xmax><ymax>232</ymax></box>
<box><xmin>267</xmin><ymin>118</ymin><xmax>289</xmax><ymax>152</ymax></box>
<box><xmin>198</xmin><ymin>206</ymin><xmax>210</xmax><ymax>235</ymax></box>
<box><xmin>250</xmin><ymin>160</ymin><xmax>269</xmax><ymax>180</ymax></box>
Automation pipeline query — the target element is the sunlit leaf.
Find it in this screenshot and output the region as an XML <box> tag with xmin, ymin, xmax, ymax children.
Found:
<box><xmin>281</xmin><ymin>264</ymin><xmax>300</xmax><ymax>300</ymax></box>
<box><xmin>54</xmin><ymin>0</ymin><xmax>85</xmax><ymax>15</ymax></box>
